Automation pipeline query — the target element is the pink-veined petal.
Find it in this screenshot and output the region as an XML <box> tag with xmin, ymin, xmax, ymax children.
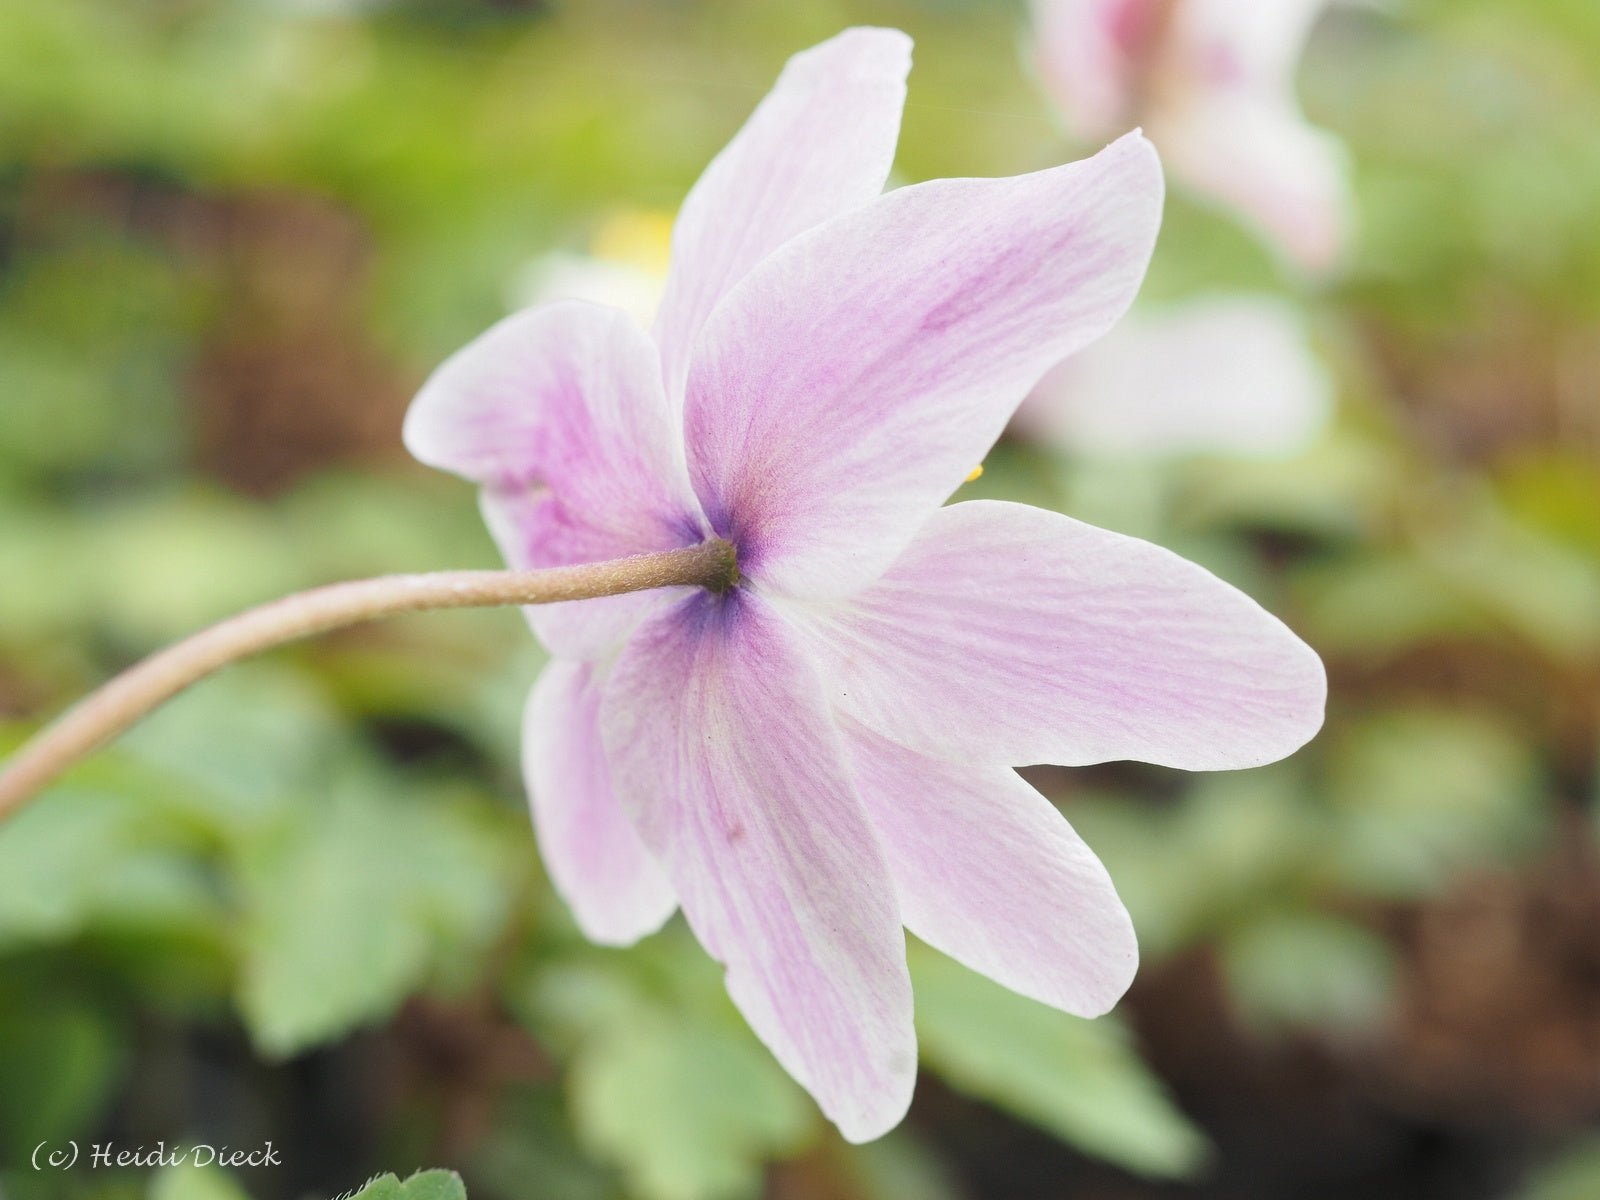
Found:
<box><xmin>653</xmin><ymin>27</ymin><xmax>911</xmax><ymax>402</ymax></box>
<box><xmin>844</xmin><ymin>718</ymin><xmax>1137</xmax><ymax>1016</ymax></box>
<box><xmin>402</xmin><ymin>301</ymin><xmax>706</xmax><ymax>657</ymax></box>
<box><xmin>794</xmin><ymin>500</ymin><xmax>1326</xmax><ymax>771</ymax></box>
<box><xmin>523</xmin><ymin>660</ymin><xmax>676</xmax><ymax>946</ymax></box>
<box><xmin>1014</xmin><ymin>294</ymin><xmax>1332</xmax><ymax>458</ymax></box>
<box><xmin>600</xmin><ymin>589</ymin><xmax>916</xmax><ymax>1142</ymax></box>
<box><xmin>684</xmin><ymin>132</ymin><xmax>1164</xmax><ymax>599</ymax></box>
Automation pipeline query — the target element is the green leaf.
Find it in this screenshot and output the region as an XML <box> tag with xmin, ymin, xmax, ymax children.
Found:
<box><xmin>522</xmin><ymin>945</ymin><xmax>813</xmax><ymax>1200</ymax></box>
<box><xmin>0</xmin><ymin>991</ymin><xmax>124</xmax><ymax>1158</ymax></box>
<box><xmin>343</xmin><ymin>1171</ymin><xmax>466</xmax><ymax>1200</ymax></box>
<box><xmin>237</xmin><ymin>777</ymin><xmax>512</xmax><ymax>1057</ymax></box>
<box><xmin>1517</xmin><ymin>1138</ymin><xmax>1600</xmax><ymax>1200</ymax></box>
<box><xmin>910</xmin><ymin>943</ymin><xmax>1208</xmax><ymax>1179</ymax></box>
<box><xmin>0</xmin><ymin>771</ymin><xmax>221</xmax><ymax>954</ymax></box>
<box><xmin>393</xmin><ymin>1170</ymin><xmax>468</xmax><ymax>1200</ymax></box>
<box><xmin>149</xmin><ymin>1164</ymin><xmax>253</xmax><ymax>1200</ymax></box>
<box><xmin>1066</xmin><ymin>769</ymin><xmax>1317</xmax><ymax>960</ymax></box>
<box><xmin>570</xmin><ymin>1015</ymin><xmax>811</xmax><ymax>1200</ymax></box>
<box><xmin>0</xmin><ymin>786</ymin><xmax>150</xmax><ymax>946</ymax></box>
<box><xmin>1325</xmin><ymin>708</ymin><xmax>1540</xmax><ymax>897</ymax></box>
<box><xmin>1221</xmin><ymin>911</ymin><xmax>1396</xmax><ymax>1034</ymax></box>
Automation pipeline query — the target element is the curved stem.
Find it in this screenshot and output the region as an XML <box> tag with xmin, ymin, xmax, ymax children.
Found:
<box><xmin>0</xmin><ymin>540</ymin><xmax>736</xmax><ymax>822</ymax></box>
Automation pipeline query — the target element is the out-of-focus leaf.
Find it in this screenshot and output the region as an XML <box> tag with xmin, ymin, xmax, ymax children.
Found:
<box><xmin>84</xmin><ymin>491</ymin><xmax>306</xmax><ymax>647</ymax></box>
<box><xmin>1517</xmin><ymin>1137</ymin><xmax>1600</xmax><ymax>1200</ymax></box>
<box><xmin>1066</xmin><ymin>768</ymin><xmax>1317</xmax><ymax>959</ymax></box>
<box><xmin>1221</xmin><ymin>911</ymin><xmax>1396</xmax><ymax>1034</ymax></box>
<box><xmin>149</xmin><ymin>1164</ymin><xmax>252</xmax><ymax>1200</ymax></box>
<box><xmin>237</xmin><ymin>777</ymin><xmax>512</xmax><ymax>1057</ymax></box>
<box><xmin>1324</xmin><ymin>708</ymin><xmax>1541</xmax><ymax>897</ymax></box>
<box><xmin>0</xmin><ymin>778</ymin><xmax>214</xmax><ymax>950</ymax></box>
<box><xmin>120</xmin><ymin>664</ymin><xmax>348</xmax><ymax>842</ymax></box>
<box><xmin>1297</xmin><ymin>553</ymin><xmax>1486</xmax><ymax>659</ymax></box>
<box><xmin>834</xmin><ymin>1134</ymin><xmax>964</xmax><ymax>1200</ymax></box>
<box><xmin>1423</xmin><ymin>503</ymin><xmax>1600</xmax><ymax>658</ymax></box>
<box><xmin>570</xmin><ymin>1014</ymin><xmax>811</xmax><ymax>1200</ymax></box>
<box><xmin>1498</xmin><ymin>451</ymin><xmax>1600</xmax><ymax>557</ymax></box>
<box><xmin>910</xmin><ymin>943</ymin><xmax>1208</xmax><ymax>1179</ymax></box>
<box><xmin>469</xmin><ymin>1085</ymin><xmax>621</xmax><ymax>1200</ymax></box>
<box><xmin>524</xmin><ymin>947</ymin><xmax>813</xmax><ymax>1200</ymax></box>
<box><xmin>0</xmin><ymin>991</ymin><xmax>124</xmax><ymax>1158</ymax></box>
<box><xmin>1178</xmin><ymin>431</ymin><xmax>1396</xmax><ymax>540</ymax></box>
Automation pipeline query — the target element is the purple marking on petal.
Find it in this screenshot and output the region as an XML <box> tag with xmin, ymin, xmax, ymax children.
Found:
<box><xmin>600</xmin><ymin>587</ymin><xmax>916</xmax><ymax>1142</ymax></box>
<box><xmin>403</xmin><ymin>301</ymin><xmax>706</xmax><ymax>657</ymax></box>
<box><xmin>682</xmin><ymin>133</ymin><xmax>1164</xmax><ymax>600</ymax></box>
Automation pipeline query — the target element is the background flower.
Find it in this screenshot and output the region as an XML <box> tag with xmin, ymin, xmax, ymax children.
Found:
<box><xmin>1013</xmin><ymin>294</ymin><xmax>1332</xmax><ymax>459</ymax></box>
<box><xmin>1032</xmin><ymin>0</ymin><xmax>1352</xmax><ymax>273</ymax></box>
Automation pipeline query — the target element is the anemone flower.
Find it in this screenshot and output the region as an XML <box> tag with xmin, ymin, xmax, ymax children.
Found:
<box><xmin>1031</xmin><ymin>0</ymin><xmax>1351</xmax><ymax>273</ymax></box>
<box><xmin>404</xmin><ymin>27</ymin><xmax>1325</xmax><ymax>1141</ymax></box>
<box><xmin>1014</xmin><ymin>294</ymin><xmax>1333</xmax><ymax>459</ymax></box>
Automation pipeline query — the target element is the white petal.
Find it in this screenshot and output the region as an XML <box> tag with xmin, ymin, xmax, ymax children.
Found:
<box><xmin>524</xmin><ymin>660</ymin><xmax>676</xmax><ymax>945</ymax></box>
<box><xmin>845</xmin><ymin>719</ymin><xmax>1136</xmax><ymax>1016</ymax></box>
<box><xmin>1015</xmin><ymin>295</ymin><xmax>1332</xmax><ymax>458</ymax></box>
<box><xmin>793</xmin><ymin>500</ymin><xmax>1326</xmax><ymax>771</ymax></box>
<box><xmin>684</xmin><ymin>134</ymin><xmax>1163</xmax><ymax>600</ymax></box>
<box><xmin>653</xmin><ymin>27</ymin><xmax>911</xmax><ymax>402</ymax></box>
<box><xmin>600</xmin><ymin>589</ymin><xmax>916</xmax><ymax>1141</ymax></box>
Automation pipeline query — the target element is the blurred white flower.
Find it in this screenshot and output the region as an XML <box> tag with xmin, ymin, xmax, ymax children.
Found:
<box><xmin>1031</xmin><ymin>0</ymin><xmax>1352</xmax><ymax>273</ymax></box>
<box><xmin>1013</xmin><ymin>295</ymin><xmax>1332</xmax><ymax>458</ymax></box>
<box><xmin>508</xmin><ymin>209</ymin><xmax>673</xmax><ymax>328</ymax></box>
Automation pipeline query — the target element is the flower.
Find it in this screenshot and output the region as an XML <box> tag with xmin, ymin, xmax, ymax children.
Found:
<box><xmin>1014</xmin><ymin>293</ymin><xmax>1333</xmax><ymax>458</ymax></box>
<box><xmin>1031</xmin><ymin>0</ymin><xmax>1352</xmax><ymax>273</ymax></box>
<box><xmin>404</xmin><ymin>27</ymin><xmax>1325</xmax><ymax>1141</ymax></box>
<box><xmin>508</xmin><ymin>208</ymin><xmax>674</xmax><ymax>329</ymax></box>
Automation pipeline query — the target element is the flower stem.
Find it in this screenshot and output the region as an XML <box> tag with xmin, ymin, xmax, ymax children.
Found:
<box><xmin>0</xmin><ymin>540</ymin><xmax>736</xmax><ymax>822</ymax></box>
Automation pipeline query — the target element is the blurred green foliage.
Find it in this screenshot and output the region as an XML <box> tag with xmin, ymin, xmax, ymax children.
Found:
<box><xmin>0</xmin><ymin>1</ymin><xmax>1596</xmax><ymax>1198</ymax></box>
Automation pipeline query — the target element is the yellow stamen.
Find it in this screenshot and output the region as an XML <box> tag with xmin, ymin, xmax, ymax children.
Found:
<box><xmin>964</xmin><ymin>464</ymin><xmax>985</xmax><ymax>483</ymax></box>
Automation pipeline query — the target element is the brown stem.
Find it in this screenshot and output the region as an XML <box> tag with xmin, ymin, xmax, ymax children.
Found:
<box><xmin>0</xmin><ymin>539</ymin><xmax>736</xmax><ymax>821</ymax></box>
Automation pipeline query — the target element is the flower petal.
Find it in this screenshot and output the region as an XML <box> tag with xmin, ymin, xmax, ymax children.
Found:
<box><xmin>794</xmin><ymin>499</ymin><xmax>1326</xmax><ymax>771</ymax></box>
<box><xmin>1175</xmin><ymin>0</ymin><xmax>1332</xmax><ymax>95</ymax></box>
<box><xmin>1014</xmin><ymin>295</ymin><xmax>1332</xmax><ymax>458</ymax></box>
<box><xmin>1154</xmin><ymin>96</ymin><xmax>1350</xmax><ymax>274</ymax></box>
<box><xmin>683</xmin><ymin>133</ymin><xmax>1163</xmax><ymax>599</ymax></box>
<box><xmin>403</xmin><ymin>300</ymin><xmax>705</xmax><ymax>657</ymax></box>
<box><xmin>1157</xmin><ymin>0</ymin><xmax>1345</xmax><ymax>272</ymax></box>
<box><xmin>1031</xmin><ymin>0</ymin><xmax>1159</xmax><ymax>140</ymax></box>
<box><xmin>653</xmin><ymin>27</ymin><xmax>911</xmax><ymax>402</ymax></box>
<box><xmin>524</xmin><ymin>660</ymin><xmax>676</xmax><ymax>946</ymax></box>
<box><xmin>600</xmin><ymin>589</ymin><xmax>916</xmax><ymax>1142</ymax></box>
<box><xmin>844</xmin><ymin>718</ymin><xmax>1137</xmax><ymax>1016</ymax></box>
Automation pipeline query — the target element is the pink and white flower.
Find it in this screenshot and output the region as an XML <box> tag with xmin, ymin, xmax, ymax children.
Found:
<box><xmin>1014</xmin><ymin>294</ymin><xmax>1333</xmax><ymax>458</ymax></box>
<box><xmin>1032</xmin><ymin>0</ymin><xmax>1352</xmax><ymax>272</ymax></box>
<box><xmin>405</xmin><ymin>28</ymin><xmax>1325</xmax><ymax>1141</ymax></box>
